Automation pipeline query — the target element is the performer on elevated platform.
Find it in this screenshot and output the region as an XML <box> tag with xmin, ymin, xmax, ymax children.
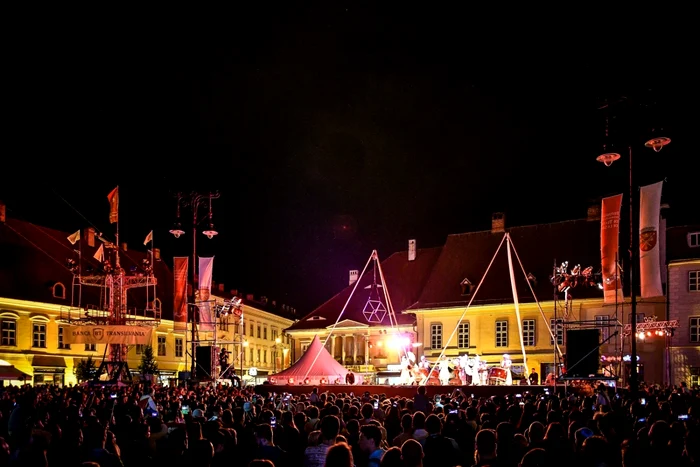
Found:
<box><xmin>501</xmin><ymin>354</ymin><xmax>513</xmax><ymax>386</ymax></box>
<box><xmin>438</xmin><ymin>356</ymin><xmax>451</xmax><ymax>386</ymax></box>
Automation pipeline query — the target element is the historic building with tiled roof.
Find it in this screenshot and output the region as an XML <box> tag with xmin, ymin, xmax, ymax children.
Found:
<box><xmin>0</xmin><ymin>201</ymin><xmax>296</xmax><ymax>385</ymax></box>
<box><xmin>288</xmin><ymin>210</ymin><xmax>682</xmax><ymax>385</ymax></box>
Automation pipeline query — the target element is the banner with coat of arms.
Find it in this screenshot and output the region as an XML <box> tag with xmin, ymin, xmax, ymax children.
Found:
<box><xmin>65</xmin><ymin>325</ymin><xmax>153</xmax><ymax>345</ymax></box>
<box><xmin>639</xmin><ymin>181</ymin><xmax>664</xmax><ymax>298</ymax></box>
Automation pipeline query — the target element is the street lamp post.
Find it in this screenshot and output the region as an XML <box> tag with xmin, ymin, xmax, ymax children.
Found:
<box><xmin>597</xmin><ymin>137</ymin><xmax>670</xmax><ymax>396</ymax></box>
<box><xmin>170</xmin><ymin>191</ymin><xmax>220</xmax><ymax>379</ymax></box>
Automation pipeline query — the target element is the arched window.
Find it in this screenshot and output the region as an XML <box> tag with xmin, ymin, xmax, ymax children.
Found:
<box><xmin>30</xmin><ymin>316</ymin><xmax>49</xmax><ymax>349</ymax></box>
<box><xmin>0</xmin><ymin>311</ymin><xmax>19</xmax><ymax>347</ymax></box>
<box><xmin>52</xmin><ymin>282</ymin><xmax>66</xmax><ymax>299</ymax></box>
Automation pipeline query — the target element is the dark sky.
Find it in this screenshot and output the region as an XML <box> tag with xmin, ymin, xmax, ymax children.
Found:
<box><xmin>3</xmin><ymin>8</ymin><xmax>696</xmax><ymax>313</ymax></box>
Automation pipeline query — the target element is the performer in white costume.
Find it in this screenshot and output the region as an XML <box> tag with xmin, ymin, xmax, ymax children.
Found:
<box><xmin>400</xmin><ymin>355</ymin><xmax>411</xmax><ymax>385</ymax></box>
<box><xmin>458</xmin><ymin>355</ymin><xmax>469</xmax><ymax>385</ymax></box>
<box><xmin>501</xmin><ymin>354</ymin><xmax>513</xmax><ymax>386</ymax></box>
<box><xmin>471</xmin><ymin>354</ymin><xmax>481</xmax><ymax>386</ymax></box>
<box><xmin>438</xmin><ymin>357</ymin><xmax>451</xmax><ymax>386</ymax></box>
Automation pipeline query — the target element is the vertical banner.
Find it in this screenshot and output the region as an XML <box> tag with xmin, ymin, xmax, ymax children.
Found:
<box><xmin>198</xmin><ymin>257</ymin><xmax>215</xmax><ymax>331</ymax></box>
<box><xmin>173</xmin><ymin>257</ymin><xmax>189</xmax><ymax>331</ymax></box>
<box><xmin>601</xmin><ymin>194</ymin><xmax>624</xmax><ymax>304</ymax></box>
<box><xmin>640</xmin><ymin>181</ymin><xmax>664</xmax><ymax>298</ymax></box>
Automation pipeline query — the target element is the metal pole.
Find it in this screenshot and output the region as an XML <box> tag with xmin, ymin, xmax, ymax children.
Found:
<box><xmin>629</xmin><ymin>145</ymin><xmax>639</xmax><ymax>396</ymax></box>
<box><xmin>191</xmin><ymin>207</ymin><xmax>198</xmax><ymax>378</ymax></box>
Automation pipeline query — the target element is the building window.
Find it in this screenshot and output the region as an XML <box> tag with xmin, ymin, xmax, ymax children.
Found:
<box><xmin>219</xmin><ymin>315</ymin><xmax>229</xmax><ymax>331</ymax></box>
<box><xmin>1</xmin><ymin>319</ymin><xmax>16</xmax><ymax>346</ymax></box>
<box><xmin>690</xmin><ymin>271</ymin><xmax>699</xmax><ymax>292</ymax></box>
<box><xmin>250</xmin><ymin>323</ymin><xmax>254</xmax><ymax>336</ymax></box>
<box><xmin>257</xmin><ymin>326</ymin><xmax>261</xmax><ymax>339</ymax></box>
<box><xmin>458</xmin><ymin>322</ymin><xmax>470</xmax><ymax>349</ymax></box>
<box><xmin>58</xmin><ymin>327</ymin><xmax>70</xmax><ymax>349</ymax></box>
<box><xmin>496</xmin><ymin>320</ymin><xmax>508</xmax><ymax>347</ymax></box>
<box><xmin>157</xmin><ymin>336</ymin><xmax>166</xmax><ymax>356</ymax></box>
<box><xmin>690</xmin><ymin>317</ymin><xmax>700</xmax><ymax>343</ymax></box>
<box><xmin>430</xmin><ymin>323</ymin><xmax>443</xmax><ymax>349</ymax></box>
<box><xmin>264</xmin><ymin>350</ymin><xmax>267</xmax><ymax>363</ymax></box>
<box><xmin>690</xmin><ymin>367</ymin><xmax>700</xmax><ymax>388</ymax></box>
<box><xmin>52</xmin><ymin>283</ymin><xmax>66</xmax><ymax>299</ymax></box>
<box><xmin>85</xmin><ymin>343</ymin><xmax>96</xmax><ymax>351</ymax></box>
<box><xmin>175</xmin><ymin>338</ymin><xmax>183</xmax><ymax>358</ymax></box>
<box><xmin>595</xmin><ymin>315</ymin><xmax>612</xmax><ymax>342</ymax></box>
<box><xmin>264</xmin><ymin>327</ymin><xmax>267</xmax><ymax>340</ymax></box>
<box><xmin>689</xmin><ymin>232</ymin><xmax>700</xmax><ymax>248</ymax></box>
<box><xmin>135</xmin><ymin>344</ymin><xmax>145</xmax><ymax>354</ymax></box>
<box><xmin>523</xmin><ymin>320</ymin><xmax>536</xmax><ymax>346</ymax></box>
<box><xmin>257</xmin><ymin>349</ymin><xmax>261</xmax><ymax>363</ymax></box>
<box><xmin>550</xmin><ymin>319</ymin><xmax>564</xmax><ymax>345</ymax></box>
<box><xmin>33</xmin><ymin>323</ymin><xmax>47</xmax><ymax>348</ymax></box>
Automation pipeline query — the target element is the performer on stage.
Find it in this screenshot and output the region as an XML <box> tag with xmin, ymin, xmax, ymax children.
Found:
<box><xmin>501</xmin><ymin>354</ymin><xmax>513</xmax><ymax>386</ymax></box>
<box><xmin>400</xmin><ymin>355</ymin><xmax>411</xmax><ymax>385</ymax></box>
<box><xmin>471</xmin><ymin>354</ymin><xmax>481</xmax><ymax>386</ymax></box>
<box><xmin>438</xmin><ymin>356</ymin><xmax>451</xmax><ymax>386</ymax></box>
<box><xmin>458</xmin><ymin>355</ymin><xmax>469</xmax><ymax>385</ymax></box>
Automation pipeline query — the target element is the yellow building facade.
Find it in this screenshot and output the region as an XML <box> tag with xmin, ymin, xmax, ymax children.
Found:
<box><xmin>0</xmin><ymin>296</ymin><xmax>186</xmax><ymax>386</ymax></box>
<box><xmin>411</xmin><ymin>297</ymin><xmax>668</xmax><ymax>384</ymax></box>
<box><xmin>201</xmin><ymin>293</ymin><xmax>297</xmax><ymax>382</ymax></box>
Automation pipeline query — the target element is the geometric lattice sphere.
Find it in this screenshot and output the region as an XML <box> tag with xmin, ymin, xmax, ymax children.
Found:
<box><xmin>363</xmin><ymin>299</ymin><xmax>387</xmax><ymax>323</ymax></box>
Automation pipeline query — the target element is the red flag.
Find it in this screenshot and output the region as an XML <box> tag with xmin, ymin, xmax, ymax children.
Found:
<box><xmin>601</xmin><ymin>194</ymin><xmax>624</xmax><ymax>303</ymax></box>
<box><xmin>107</xmin><ymin>187</ymin><xmax>119</xmax><ymax>224</ymax></box>
<box><xmin>173</xmin><ymin>257</ymin><xmax>188</xmax><ymax>331</ymax></box>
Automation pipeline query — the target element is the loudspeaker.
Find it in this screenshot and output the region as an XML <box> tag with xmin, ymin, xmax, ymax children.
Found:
<box><xmin>565</xmin><ymin>329</ymin><xmax>600</xmax><ymax>377</ymax></box>
<box><xmin>195</xmin><ymin>346</ymin><xmax>212</xmax><ymax>379</ymax></box>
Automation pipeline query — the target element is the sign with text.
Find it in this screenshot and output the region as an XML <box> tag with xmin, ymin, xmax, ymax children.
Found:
<box><xmin>65</xmin><ymin>325</ymin><xmax>153</xmax><ymax>345</ymax></box>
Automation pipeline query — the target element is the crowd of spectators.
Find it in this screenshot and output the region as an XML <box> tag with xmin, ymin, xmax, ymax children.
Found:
<box><xmin>1</xmin><ymin>380</ymin><xmax>699</xmax><ymax>467</ymax></box>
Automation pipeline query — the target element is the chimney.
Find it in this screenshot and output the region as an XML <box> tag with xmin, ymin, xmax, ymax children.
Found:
<box><xmin>218</xmin><ymin>283</ymin><xmax>224</xmax><ymax>292</ymax></box>
<box><xmin>349</xmin><ymin>270</ymin><xmax>359</xmax><ymax>286</ymax></box>
<box><xmin>0</xmin><ymin>201</ymin><xmax>5</xmax><ymax>223</ymax></box>
<box><xmin>153</xmin><ymin>248</ymin><xmax>161</xmax><ymax>260</ymax></box>
<box><xmin>85</xmin><ymin>227</ymin><xmax>96</xmax><ymax>247</ymax></box>
<box><xmin>587</xmin><ymin>205</ymin><xmax>601</xmax><ymax>221</ymax></box>
<box><xmin>491</xmin><ymin>212</ymin><xmax>505</xmax><ymax>233</ymax></box>
<box><xmin>408</xmin><ymin>239</ymin><xmax>416</xmax><ymax>261</ymax></box>
<box><xmin>121</xmin><ymin>242</ymin><xmax>128</xmax><ymax>251</ymax></box>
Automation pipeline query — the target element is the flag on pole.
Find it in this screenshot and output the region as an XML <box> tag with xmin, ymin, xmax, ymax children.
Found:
<box><xmin>640</xmin><ymin>181</ymin><xmax>664</xmax><ymax>298</ymax></box>
<box><xmin>93</xmin><ymin>244</ymin><xmax>105</xmax><ymax>262</ymax></box>
<box><xmin>107</xmin><ymin>187</ymin><xmax>119</xmax><ymax>224</ymax></box>
<box><xmin>143</xmin><ymin>230</ymin><xmax>153</xmax><ymax>245</ymax></box>
<box><xmin>601</xmin><ymin>194</ymin><xmax>624</xmax><ymax>304</ymax></box>
<box><xmin>67</xmin><ymin>230</ymin><xmax>81</xmax><ymax>245</ymax></box>
<box><xmin>173</xmin><ymin>257</ymin><xmax>188</xmax><ymax>331</ymax></box>
<box><xmin>198</xmin><ymin>257</ymin><xmax>215</xmax><ymax>332</ymax></box>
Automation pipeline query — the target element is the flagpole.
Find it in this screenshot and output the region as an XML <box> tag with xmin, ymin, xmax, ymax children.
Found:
<box><xmin>115</xmin><ymin>185</ymin><xmax>120</xmax><ymax>269</ymax></box>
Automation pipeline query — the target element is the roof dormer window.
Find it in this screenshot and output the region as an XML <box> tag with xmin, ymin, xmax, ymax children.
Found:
<box><xmin>460</xmin><ymin>278</ymin><xmax>474</xmax><ymax>296</ymax></box>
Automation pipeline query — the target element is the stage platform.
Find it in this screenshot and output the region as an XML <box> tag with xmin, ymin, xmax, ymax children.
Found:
<box><xmin>255</xmin><ymin>384</ymin><xmax>564</xmax><ymax>399</ymax></box>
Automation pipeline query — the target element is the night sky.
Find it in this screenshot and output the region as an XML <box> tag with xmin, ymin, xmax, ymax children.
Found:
<box><xmin>3</xmin><ymin>8</ymin><xmax>695</xmax><ymax>313</ymax></box>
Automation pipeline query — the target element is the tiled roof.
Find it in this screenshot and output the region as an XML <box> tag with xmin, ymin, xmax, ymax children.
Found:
<box><xmin>0</xmin><ymin>218</ymin><xmax>174</xmax><ymax>319</ymax></box>
<box><xmin>667</xmin><ymin>225</ymin><xmax>700</xmax><ymax>262</ymax></box>
<box><xmin>286</xmin><ymin>246</ymin><xmax>442</xmax><ymax>331</ymax></box>
<box><xmin>410</xmin><ymin>219</ymin><xmax>604</xmax><ymax>309</ymax></box>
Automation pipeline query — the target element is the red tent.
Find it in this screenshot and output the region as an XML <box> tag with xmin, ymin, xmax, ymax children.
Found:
<box><xmin>268</xmin><ymin>335</ymin><xmax>349</xmax><ymax>385</ymax></box>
